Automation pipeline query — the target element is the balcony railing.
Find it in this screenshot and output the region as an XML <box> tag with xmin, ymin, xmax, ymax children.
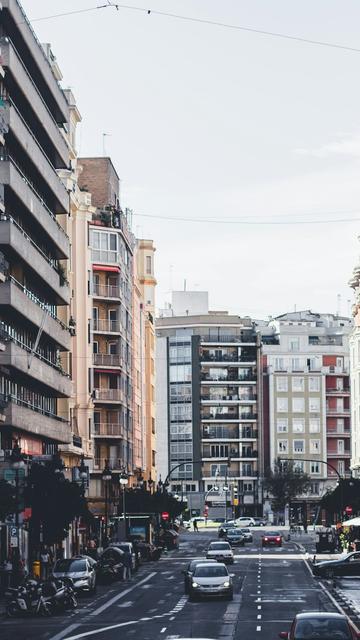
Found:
<box><xmin>200</xmin><ymin>335</ymin><xmax>256</xmax><ymax>344</ymax></box>
<box><xmin>8</xmin><ymin>393</ymin><xmax>68</xmax><ymax>423</ymax></box>
<box><xmin>91</xmin><ymin>249</ymin><xmax>119</xmax><ymax>264</ymax></box>
<box><xmin>93</xmin><ymin>389</ymin><xmax>124</xmax><ymax>402</ymax></box>
<box><xmin>201</xmin><ymin>372</ymin><xmax>257</xmax><ymax>382</ymax></box>
<box><xmin>326</xmin><ymin>408</ymin><xmax>350</xmax><ymax>415</ymax></box>
<box><xmin>93</xmin><ymin>422</ymin><xmax>124</xmax><ymax>437</ymax></box>
<box><xmin>201</xmin><ymin>393</ymin><xmax>257</xmax><ymax>401</ymax></box>
<box><xmin>92</xmin><ymin>283</ymin><xmax>121</xmax><ymax>299</ymax></box>
<box><xmin>202</xmin><ymin>427</ymin><xmax>258</xmax><ymax>439</ymax></box>
<box><xmin>326</xmin><ymin>388</ymin><xmax>350</xmax><ymax>394</ymax></box>
<box><xmin>93</xmin><ymin>353</ymin><xmax>123</xmax><ymax>367</ymax></box>
<box><xmin>201</xmin><ymin>351</ymin><xmax>256</xmax><ymax>363</ymax></box>
<box><xmin>93</xmin><ymin>457</ymin><xmax>127</xmax><ymax>471</ymax></box>
<box><xmin>9</xmin><ymin>275</ymin><xmax>69</xmax><ymax>330</ymax></box>
<box><xmin>0</xmin><ymin>214</ymin><xmax>61</xmax><ymax>275</ymax></box>
<box><xmin>239</xmin><ymin>413</ymin><xmax>258</xmax><ymax>420</ymax></box>
<box><xmin>327</xmin><ymin>430</ymin><xmax>351</xmax><ymax>437</ymax></box>
<box><xmin>92</xmin><ymin>319</ymin><xmax>121</xmax><ymax>333</ymax></box>
<box><xmin>202</xmin><ymin>412</ymin><xmax>239</xmax><ymax>420</ymax></box>
<box><xmin>202</xmin><ymin>469</ymin><xmax>257</xmax><ymax>478</ymax></box>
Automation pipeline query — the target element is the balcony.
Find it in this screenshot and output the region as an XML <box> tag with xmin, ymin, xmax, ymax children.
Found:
<box><xmin>92</xmin><ymin>319</ymin><xmax>121</xmax><ymax>334</ymax></box>
<box><xmin>93</xmin><ymin>458</ymin><xmax>127</xmax><ymax>472</ymax></box>
<box><xmin>0</xmin><ymin>340</ymin><xmax>72</xmax><ymax>397</ymax></box>
<box><xmin>0</xmin><ymin>157</ymin><xmax>69</xmax><ymax>258</ymax></box>
<box><xmin>91</xmin><ymin>249</ymin><xmax>119</xmax><ymax>265</ymax></box>
<box><xmin>92</xmin><ymin>283</ymin><xmax>121</xmax><ymax>300</ymax></box>
<box><xmin>202</xmin><ymin>469</ymin><xmax>257</xmax><ymax>479</ymax></box>
<box><xmin>4</xmin><ymin>100</ymin><xmax>68</xmax><ymax>211</ymax></box>
<box><xmin>326</xmin><ymin>388</ymin><xmax>350</xmax><ymax>396</ymax></box>
<box><xmin>0</xmin><ymin>216</ymin><xmax>69</xmax><ymax>304</ymax></box>
<box><xmin>1</xmin><ymin>38</ymin><xmax>69</xmax><ymax>167</ymax></box>
<box><xmin>93</xmin><ymin>353</ymin><xmax>123</xmax><ymax>368</ymax></box>
<box><xmin>93</xmin><ymin>389</ymin><xmax>124</xmax><ymax>403</ymax></box>
<box><xmin>326</xmin><ymin>408</ymin><xmax>350</xmax><ymax>416</ymax></box>
<box><xmin>201</xmin><ymin>393</ymin><xmax>257</xmax><ymax>403</ymax></box>
<box><xmin>201</xmin><ymin>372</ymin><xmax>257</xmax><ymax>383</ymax></box>
<box><xmin>202</xmin><ymin>411</ymin><xmax>239</xmax><ymax>421</ymax></box>
<box><xmin>327</xmin><ymin>430</ymin><xmax>351</xmax><ymax>437</ymax></box>
<box><xmin>200</xmin><ymin>334</ymin><xmax>256</xmax><ymax>344</ymax></box>
<box><xmin>201</xmin><ymin>349</ymin><xmax>257</xmax><ymax>363</ymax></box>
<box><xmin>327</xmin><ymin>451</ymin><xmax>351</xmax><ymax>458</ymax></box>
<box><xmin>0</xmin><ymin>278</ymin><xmax>70</xmax><ymax>350</ymax></box>
<box><xmin>3</xmin><ymin>394</ymin><xmax>71</xmax><ymax>444</ymax></box>
<box><xmin>93</xmin><ymin>422</ymin><xmax>125</xmax><ymax>438</ymax></box>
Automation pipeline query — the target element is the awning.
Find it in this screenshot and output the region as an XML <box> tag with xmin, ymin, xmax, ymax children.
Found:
<box><xmin>92</xmin><ymin>265</ymin><xmax>120</xmax><ymax>272</ymax></box>
<box><xmin>342</xmin><ymin>517</ymin><xmax>360</xmax><ymax>527</ymax></box>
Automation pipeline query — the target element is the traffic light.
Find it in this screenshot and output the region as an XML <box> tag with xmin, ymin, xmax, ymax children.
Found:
<box><xmin>232</xmin><ymin>484</ymin><xmax>239</xmax><ymax>506</ymax></box>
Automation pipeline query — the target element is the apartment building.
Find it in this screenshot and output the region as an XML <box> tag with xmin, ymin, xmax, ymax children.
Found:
<box><xmin>260</xmin><ymin>311</ymin><xmax>352</xmax><ymax>515</ymax></box>
<box><xmin>136</xmin><ymin>240</ymin><xmax>157</xmax><ymax>485</ymax></box>
<box><xmin>77</xmin><ymin>158</ymin><xmax>137</xmax><ymax>501</ymax></box>
<box><xmin>156</xmin><ymin>292</ymin><xmax>262</xmax><ymax>516</ymax></box>
<box><xmin>0</xmin><ymin>1</ymin><xmax>73</xmax><ymax>455</ymax></box>
<box><xmin>349</xmin><ymin>262</ymin><xmax>360</xmax><ymax>473</ymax></box>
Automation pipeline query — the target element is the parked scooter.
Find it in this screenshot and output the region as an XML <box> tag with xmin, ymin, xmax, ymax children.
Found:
<box><xmin>41</xmin><ymin>577</ymin><xmax>77</xmax><ymax>613</ymax></box>
<box><xmin>5</xmin><ymin>579</ymin><xmax>53</xmax><ymax>617</ymax></box>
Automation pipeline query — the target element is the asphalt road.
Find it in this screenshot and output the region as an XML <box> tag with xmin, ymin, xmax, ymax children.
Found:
<box><xmin>0</xmin><ymin>529</ymin><xmax>348</xmax><ymax>640</ymax></box>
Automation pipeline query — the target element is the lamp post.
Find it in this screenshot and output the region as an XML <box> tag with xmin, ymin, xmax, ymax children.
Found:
<box><xmin>10</xmin><ymin>442</ymin><xmax>25</xmax><ymax>585</ymax></box>
<box><xmin>102</xmin><ymin>460</ymin><xmax>112</xmax><ymax>548</ymax></box>
<box><xmin>120</xmin><ymin>470</ymin><xmax>129</xmax><ymax>540</ymax></box>
<box><xmin>77</xmin><ymin>455</ymin><xmax>88</xmax><ymax>554</ymax></box>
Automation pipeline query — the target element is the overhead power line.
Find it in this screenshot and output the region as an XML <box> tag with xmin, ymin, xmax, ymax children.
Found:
<box><xmin>25</xmin><ymin>3</ymin><xmax>360</xmax><ymax>54</ymax></box>
<box><xmin>132</xmin><ymin>212</ymin><xmax>360</xmax><ymax>225</ymax></box>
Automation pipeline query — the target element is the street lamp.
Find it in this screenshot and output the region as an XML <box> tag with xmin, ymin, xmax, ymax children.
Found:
<box><xmin>102</xmin><ymin>460</ymin><xmax>112</xmax><ymax>548</ymax></box>
<box><xmin>10</xmin><ymin>442</ymin><xmax>25</xmax><ymax>585</ymax></box>
<box><xmin>119</xmin><ymin>470</ymin><xmax>129</xmax><ymax>539</ymax></box>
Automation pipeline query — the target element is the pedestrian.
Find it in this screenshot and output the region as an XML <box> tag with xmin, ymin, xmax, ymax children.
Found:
<box><xmin>40</xmin><ymin>547</ymin><xmax>50</xmax><ymax>580</ymax></box>
<box><xmin>122</xmin><ymin>549</ymin><xmax>132</xmax><ymax>580</ymax></box>
<box><xmin>303</xmin><ymin>522</ymin><xmax>308</xmax><ymax>534</ymax></box>
<box><xmin>193</xmin><ymin>519</ymin><xmax>198</xmax><ymax>532</ymax></box>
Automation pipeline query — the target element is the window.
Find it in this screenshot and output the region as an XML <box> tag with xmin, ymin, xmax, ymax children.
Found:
<box><xmin>310</xmin><ymin>482</ymin><xmax>320</xmax><ymax>494</ymax></box>
<box><xmin>211</xmin><ymin>464</ymin><xmax>229</xmax><ymax>477</ymax></box>
<box><xmin>309</xmin><ymin>418</ymin><xmax>320</xmax><ymax>433</ymax></box>
<box><xmin>310</xmin><ymin>440</ymin><xmax>320</xmax><ymax>454</ymax></box>
<box><xmin>243</xmin><ymin>482</ymin><xmax>253</xmax><ymax>492</ymax></box>
<box><xmin>292</xmin><ymin>377</ymin><xmax>304</xmax><ymax>392</ymax></box>
<box><xmin>276</xmin><ymin>377</ymin><xmax>288</xmax><ymax>392</ymax></box>
<box><xmin>291</xmin><ymin>358</ymin><xmax>302</xmax><ymax>371</ymax></box>
<box><xmin>146</xmin><ymin>255</ymin><xmax>152</xmax><ymax>274</ymax></box>
<box><xmin>309</xmin><ymin>397</ymin><xmax>320</xmax><ymax>413</ymax></box>
<box><xmin>293</xmin><ymin>440</ymin><xmax>305</xmax><ymax>453</ymax></box>
<box><xmin>289</xmin><ymin>337</ymin><xmax>300</xmax><ymax>352</ymax></box>
<box><xmin>169</xmin><ymin>364</ymin><xmax>192</xmax><ymax>382</ymax></box>
<box><xmin>275</xmin><ymin>357</ymin><xmax>285</xmax><ymax>371</ymax></box>
<box><xmin>152</xmin><ymin>450</ymin><xmax>156</xmax><ymax>466</ymax></box>
<box><xmin>309</xmin><ymin>376</ymin><xmax>320</xmax><ymax>392</ymax></box>
<box><xmin>170</xmin><ymin>404</ymin><xmax>192</xmax><ymax>421</ymax></box>
<box><xmin>310</xmin><ymin>462</ymin><xmax>320</xmax><ymax>475</ymax></box>
<box><xmin>336</xmin><ymin>398</ymin><xmax>344</xmax><ymax>411</ymax></box>
<box><xmin>93</xmin><ymin>341</ymin><xmax>98</xmax><ymax>354</ymax></box>
<box><xmin>294</xmin><ymin>461</ymin><xmax>304</xmax><ymax>473</ymax></box>
<box><xmin>277</xmin><ymin>418</ymin><xmax>288</xmax><ymax>433</ymax></box>
<box><xmin>277</xmin><ymin>397</ymin><xmax>288</xmax><ymax>412</ymax></box>
<box><xmin>337</xmin><ymin>418</ymin><xmax>344</xmax><ymax>433</ymax></box>
<box><xmin>338</xmin><ymin>440</ymin><xmax>344</xmax><ymax>454</ymax></box>
<box><xmin>292</xmin><ymin>418</ymin><xmax>304</xmax><ymax>433</ymax></box>
<box><xmin>336</xmin><ymin>378</ymin><xmax>344</xmax><ymax>391</ymax></box>
<box><xmin>210</xmin><ymin>444</ymin><xmax>229</xmax><ymax>458</ymax></box>
<box><xmin>292</xmin><ymin>397</ymin><xmax>305</xmax><ymax>412</ymax></box>
<box><xmin>277</xmin><ymin>440</ymin><xmax>288</xmax><ymax>454</ymax></box>
<box><xmin>338</xmin><ymin>460</ymin><xmax>345</xmax><ymax>475</ymax></box>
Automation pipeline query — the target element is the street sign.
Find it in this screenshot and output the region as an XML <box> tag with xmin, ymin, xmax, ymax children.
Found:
<box><xmin>161</xmin><ymin>511</ymin><xmax>169</xmax><ymax>521</ymax></box>
<box><xmin>10</xmin><ymin>536</ymin><xmax>18</xmax><ymax>547</ymax></box>
<box><xmin>345</xmin><ymin>506</ymin><xmax>353</xmax><ymax>515</ymax></box>
<box><xmin>233</xmin><ymin>498</ymin><xmax>239</xmax><ymax>506</ymax></box>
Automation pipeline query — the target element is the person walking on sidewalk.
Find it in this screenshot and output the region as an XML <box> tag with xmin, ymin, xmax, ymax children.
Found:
<box><xmin>193</xmin><ymin>519</ymin><xmax>198</xmax><ymax>532</ymax></box>
<box><xmin>122</xmin><ymin>549</ymin><xmax>132</xmax><ymax>580</ymax></box>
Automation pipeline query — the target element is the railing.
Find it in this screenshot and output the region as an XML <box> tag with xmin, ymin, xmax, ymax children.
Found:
<box><xmin>9</xmin><ymin>275</ymin><xmax>69</xmax><ymax>331</ymax></box>
<box><xmin>202</xmin><ymin>470</ymin><xmax>257</xmax><ymax>478</ymax></box>
<box><xmin>92</xmin><ymin>283</ymin><xmax>121</xmax><ymax>299</ymax></box>
<box><xmin>170</xmin><ymin>394</ymin><xmax>192</xmax><ymax>403</ymax></box>
<box><xmin>326</xmin><ymin>388</ymin><xmax>350</xmax><ymax>394</ymax></box>
<box><xmin>202</xmin><ymin>428</ymin><xmax>258</xmax><ymax>439</ymax></box>
<box><xmin>93</xmin><ymin>457</ymin><xmax>127</xmax><ymax>471</ymax></box>
<box><xmin>202</xmin><ymin>412</ymin><xmax>240</xmax><ymax>420</ymax></box>
<box><xmin>8</xmin><ymin>393</ymin><xmax>69</xmax><ymax>423</ymax></box>
<box><xmin>91</xmin><ymin>249</ymin><xmax>119</xmax><ymax>264</ymax></box>
<box><xmin>0</xmin><ymin>214</ymin><xmax>61</xmax><ymax>274</ymax></box>
<box><xmin>201</xmin><ymin>373</ymin><xmax>257</xmax><ymax>382</ymax></box>
<box><xmin>201</xmin><ymin>352</ymin><xmax>256</xmax><ymax>363</ymax></box>
<box><xmin>93</xmin><ymin>422</ymin><xmax>124</xmax><ymax>437</ymax></box>
<box><xmin>201</xmin><ymin>335</ymin><xmax>256</xmax><ymax>343</ymax></box>
<box><xmin>326</xmin><ymin>408</ymin><xmax>350</xmax><ymax>415</ymax></box>
<box><xmin>201</xmin><ymin>393</ymin><xmax>257</xmax><ymax>401</ymax></box>
<box><xmin>93</xmin><ymin>389</ymin><xmax>124</xmax><ymax>402</ymax></box>
<box><xmin>92</xmin><ymin>319</ymin><xmax>121</xmax><ymax>333</ymax></box>
<box><xmin>327</xmin><ymin>430</ymin><xmax>351</xmax><ymax>437</ymax></box>
<box><xmin>239</xmin><ymin>413</ymin><xmax>258</xmax><ymax>420</ymax></box>
<box><xmin>93</xmin><ymin>353</ymin><xmax>123</xmax><ymax>367</ymax></box>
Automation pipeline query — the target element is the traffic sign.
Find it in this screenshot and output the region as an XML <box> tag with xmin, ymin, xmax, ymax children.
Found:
<box><xmin>345</xmin><ymin>505</ymin><xmax>353</xmax><ymax>515</ymax></box>
<box><xmin>161</xmin><ymin>511</ymin><xmax>169</xmax><ymax>521</ymax></box>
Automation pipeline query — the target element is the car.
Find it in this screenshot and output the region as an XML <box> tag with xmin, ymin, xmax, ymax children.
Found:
<box><xmin>206</xmin><ymin>541</ymin><xmax>234</xmax><ymax>564</ymax></box>
<box><xmin>52</xmin><ymin>557</ymin><xmax>96</xmax><ymax>593</ymax></box>
<box><xmin>182</xmin><ymin>559</ymin><xmax>217</xmax><ymax>594</ymax></box>
<box><xmin>160</xmin><ymin>529</ymin><xmax>179</xmax><ymax>550</ymax></box>
<box><xmin>253</xmin><ymin>517</ymin><xmax>267</xmax><ymax>527</ymax></box>
<box><xmin>225</xmin><ymin>529</ymin><xmax>245</xmax><ymax>546</ymax></box>
<box><xmin>109</xmin><ymin>542</ymin><xmax>137</xmax><ymax>571</ymax></box>
<box><xmin>239</xmin><ymin>528</ymin><xmax>253</xmax><ymax>543</ymax></box>
<box><xmin>234</xmin><ymin>517</ymin><xmax>256</xmax><ymax>527</ymax></box>
<box><xmin>189</xmin><ymin>562</ymin><xmax>233</xmax><ymax>601</ymax></box>
<box><xmin>312</xmin><ymin>551</ymin><xmax>360</xmax><ymax>579</ymax></box>
<box><xmin>97</xmin><ymin>546</ymin><xmax>125</xmax><ymax>582</ymax></box>
<box><xmin>278</xmin><ymin>611</ymin><xmax>360</xmax><ymax>639</ymax></box>
<box><xmin>218</xmin><ymin>521</ymin><xmax>236</xmax><ymax>538</ymax></box>
<box><xmin>261</xmin><ymin>531</ymin><xmax>283</xmax><ymax>547</ymax></box>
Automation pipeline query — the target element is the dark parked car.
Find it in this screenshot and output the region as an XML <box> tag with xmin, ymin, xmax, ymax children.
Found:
<box><xmin>182</xmin><ymin>559</ymin><xmax>217</xmax><ymax>594</ymax></box>
<box><xmin>225</xmin><ymin>529</ymin><xmax>245</xmax><ymax>547</ymax></box>
<box><xmin>189</xmin><ymin>562</ymin><xmax>233</xmax><ymax>601</ymax></box>
<box><xmin>218</xmin><ymin>521</ymin><xmax>236</xmax><ymax>538</ymax></box>
<box><xmin>239</xmin><ymin>528</ymin><xmax>253</xmax><ymax>543</ymax></box>
<box><xmin>97</xmin><ymin>547</ymin><xmax>125</xmax><ymax>583</ymax></box>
<box><xmin>313</xmin><ymin>551</ymin><xmax>360</xmax><ymax>579</ymax></box>
<box><xmin>261</xmin><ymin>531</ymin><xmax>283</xmax><ymax>547</ymax></box>
<box><xmin>278</xmin><ymin>611</ymin><xmax>360</xmax><ymax>639</ymax></box>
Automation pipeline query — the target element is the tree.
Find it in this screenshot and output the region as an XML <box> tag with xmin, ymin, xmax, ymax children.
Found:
<box><xmin>121</xmin><ymin>488</ymin><xmax>187</xmax><ymax>520</ymax></box>
<box><xmin>264</xmin><ymin>459</ymin><xmax>311</xmax><ymax>512</ymax></box>
<box><xmin>0</xmin><ymin>479</ymin><xmax>16</xmax><ymax>521</ymax></box>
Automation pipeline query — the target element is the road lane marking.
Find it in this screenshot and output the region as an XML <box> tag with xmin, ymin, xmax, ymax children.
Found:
<box><xmin>49</xmin><ymin>624</ymin><xmax>80</xmax><ymax>640</ymax></box>
<box><xmin>256</xmin><ymin>626</ymin><xmax>261</xmax><ymax>631</ymax></box>
<box><xmin>90</xmin><ymin>572</ymin><xmax>156</xmax><ymax>616</ymax></box>
<box><xmin>160</xmin><ymin>629</ymin><xmax>167</xmax><ymax>634</ymax></box>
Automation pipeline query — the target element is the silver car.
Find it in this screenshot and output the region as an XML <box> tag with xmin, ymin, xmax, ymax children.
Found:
<box><xmin>189</xmin><ymin>562</ymin><xmax>233</xmax><ymax>600</ymax></box>
<box><xmin>206</xmin><ymin>541</ymin><xmax>234</xmax><ymax>564</ymax></box>
<box><xmin>52</xmin><ymin>558</ymin><xmax>96</xmax><ymax>593</ymax></box>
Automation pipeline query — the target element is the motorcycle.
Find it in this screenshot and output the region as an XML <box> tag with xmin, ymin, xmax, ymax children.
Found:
<box><xmin>5</xmin><ymin>580</ymin><xmax>53</xmax><ymax>617</ymax></box>
<box><xmin>41</xmin><ymin>578</ymin><xmax>78</xmax><ymax>613</ymax></box>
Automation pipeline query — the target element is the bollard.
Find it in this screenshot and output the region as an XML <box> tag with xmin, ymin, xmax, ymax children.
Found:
<box><xmin>32</xmin><ymin>560</ymin><xmax>41</xmax><ymax>579</ymax></box>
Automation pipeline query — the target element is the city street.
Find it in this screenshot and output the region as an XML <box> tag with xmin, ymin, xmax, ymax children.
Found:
<box><xmin>0</xmin><ymin>529</ymin><xmax>354</xmax><ymax>640</ymax></box>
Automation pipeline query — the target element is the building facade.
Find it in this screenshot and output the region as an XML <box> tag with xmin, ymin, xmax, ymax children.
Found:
<box><xmin>0</xmin><ymin>0</ymin><xmax>73</xmax><ymax>456</ymax></box>
<box><xmin>349</xmin><ymin>262</ymin><xmax>360</xmax><ymax>473</ymax></box>
<box><xmin>156</xmin><ymin>292</ymin><xmax>262</xmax><ymax>516</ymax></box>
<box><xmin>260</xmin><ymin>311</ymin><xmax>352</xmax><ymax>519</ymax></box>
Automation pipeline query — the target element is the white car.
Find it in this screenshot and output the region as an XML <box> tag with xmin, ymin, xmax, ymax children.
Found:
<box><xmin>235</xmin><ymin>517</ymin><xmax>256</xmax><ymax>527</ymax></box>
<box><xmin>206</xmin><ymin>541</ymin><xmax>234</xmax><ymax>564</ymax></box>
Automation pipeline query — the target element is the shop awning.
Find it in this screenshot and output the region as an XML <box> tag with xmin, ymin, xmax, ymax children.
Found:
<box><xmin>92</xmin><ymin>265</ymin><xmax>120</xmax><ymax>272</ymax></box>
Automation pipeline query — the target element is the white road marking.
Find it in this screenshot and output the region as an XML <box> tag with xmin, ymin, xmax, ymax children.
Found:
<box><xmin>90</xmin><ymin>572</ymin><xmax>156</xmax><ymax>616</ymax></box>
<box><xmin>49</xmin><ymin>625</ymin><xmax>80</xmax><ymax>640</ymax></box>
<box><xmin>257</xmin><ymin>614</ymin><xmax>262</xmax><ymax>619</ymax></box>
<box><xmin>117</xmin><ymin>601</ymin><xmax>133</xmax><ymax>608</ymax></box>
<box><xmin>256</xmin><ymin>626</ymin><xmax>262</xmax><ymax>631</ymax></box>
<box><xmin>160</xmin><ymin>629</ymin><xmax>167</xmax><ymax>634</ymax></box>
<box><xmin>258</xmin><ymin>605</ymin><xmax>262</xmax><ymax>610</ymax></box>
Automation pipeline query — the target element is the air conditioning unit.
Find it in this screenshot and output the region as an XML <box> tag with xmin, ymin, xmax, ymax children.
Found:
<box><xmin>203</xmin><ymin>426</ymin><xmax>210</xmax><ymax>435</ymax></box>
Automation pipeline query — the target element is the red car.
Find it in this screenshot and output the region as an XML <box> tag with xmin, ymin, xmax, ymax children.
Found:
<box><xmin>279</xmin><ymin>611</ymin><xmax>360</xmax><ymax>639</ymax></box>
<box><xmin>262</xmin><ymin>530</ymin><xmax>282</xmax><ymax>547</ymax></box>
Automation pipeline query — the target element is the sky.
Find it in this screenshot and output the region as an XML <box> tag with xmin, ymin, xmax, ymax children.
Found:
<box><xmin>21</xmin><ymin>0</ymin><xmax>360</xmax><ymax>319</ymax></box>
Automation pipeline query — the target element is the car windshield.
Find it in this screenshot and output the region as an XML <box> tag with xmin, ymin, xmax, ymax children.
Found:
<box><xmin>294</xmin><ymin>617</ymin><xmax>351</xmax><ymax>639</ymax></box>
<box><xmin>241</xmin><ymin>529</ymin><xmax>250</xmax><ymax>533</ymax></box>
<box><xmin>55</xmin><ymin>560</ymin><xmax>86</xmax><ymax>573</ymax></box>
<box><xmin>264</xmin><ymin>532</ymin><xmax>280</xmax><ymax>536</ymax></box>
<box><xmin>228</xmin><ymin>529</ymin><xmax>241</xmax><ymax>535</ymax></box>
<box><xmin>209</xmin><ymin>543</ymin><xmax>230</xmax><ymax>550</ymax></box>
<box><xmin>194</xmin><ymin>565</ymin><xmax>228</xmax><ymax>577</ymax></box>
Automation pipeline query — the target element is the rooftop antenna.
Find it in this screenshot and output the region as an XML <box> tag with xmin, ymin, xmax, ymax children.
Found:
<box><xmin>102</xmin><ymin>132</ymin><xmax>111</xmax><ymax>156</ymax></box>
<box><xmin>336</xmin><ymin>293</ymin><xmax>341</xmax><ymax>317</ymax></box>
<box><xmin>184</xmin><ymin>279</ymin><xmax>187</xmax><ymax>291</ymax></box>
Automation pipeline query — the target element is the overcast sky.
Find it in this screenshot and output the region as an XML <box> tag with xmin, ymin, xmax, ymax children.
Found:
<box><xmin>22</xmin><ymin>0</ymin><xmax>360</xmax><ymax>319</ymax></box>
